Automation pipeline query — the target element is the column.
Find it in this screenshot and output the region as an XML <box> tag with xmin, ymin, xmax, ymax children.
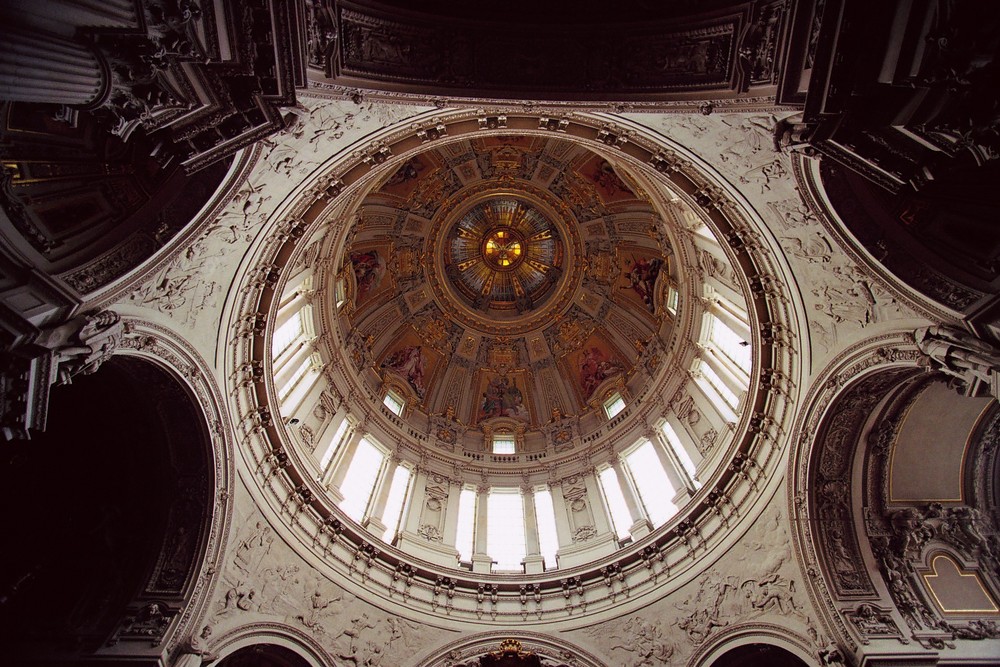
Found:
<box><xmin>584</xmin><ymin>469</ymin><xmax>613</xmax><ymax>536</ymax></box>
<box><xmin>649</xmin><ymin>429</ymin><xmax>696</xmax><ymax>496</ymax></box>
<box><xmin>0</xmin><ymin>29</ymin><xmax>107</xmax><ymax>106</ymax></box>
<box><xmin>610</xmin><ymin>458</ymin><xmax>651</xmax><ymax>539</ymax></box>
<box><xmin>522</xmin><ymin>485</ymin><xmax>544</xmax><ymax>574</ymax></box>
<box><xmin>471</xmin><ymin>484</ymin><xmax>492</xmax><ymax>573</ymax></box>
<box><xmin>401</xmin><ymin>467</ymin><xmax>428</xmax><ymax>535</ymax></box>
<box><xmin>547</xmin><ymin>482</ymin><xmax>574</xmax><ymax>549</ymax></box>
<box><xmin>364</xmin><ymin>457</ymin><xmax>398</xmax><ymax>538</ymax></box>
<box><xmin>16</xmin><ymin>1</ymin><xmax>139</xmax><ymax>34</ymax></box>
<box><xmin>442</xmin><ymin>480</ymin><xmax>463</xmax><ymax>546</ymax></box>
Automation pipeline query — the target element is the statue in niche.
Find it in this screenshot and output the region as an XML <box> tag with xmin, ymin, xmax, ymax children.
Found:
<box><xmin>349</xmin><ymin>249</ymin><xmax>385</xmax><ymax>302</ymax></box>
<box><xmin>480</xmin><ymin>376</ymin><xmax>529</xmax><ymax>422</ymax></box>
<box><xmin>578</xmin><ymin>346</ymin><xmax>623</xmax><ymax>400</ymax></box>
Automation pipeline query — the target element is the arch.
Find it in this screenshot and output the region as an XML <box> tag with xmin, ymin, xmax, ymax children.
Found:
<box><xmin>215</xmin><ymin>644</ymin><xmax>313</xmax><ymax>667</ymax></box>
<box><xmin>709</xmin><ymin>644</ymin><xmax>810</xmax><ymax>667</ymax></box>
<box><xmin>792</xmin><ymin>155</ymin><xmax>981</xmax><ymax>322</ymax></box>
<box><xmin>787</xmin><ymin>332</ymin><xmax>926</xmax><ymax>651</ymax></box>
<box><xmin>0</xmin><ymin>101</ymin><xmax>238</xmax><ymax>296</ymax></box>
<box><xmin>221</xmin><ymin>107</ymin><xmax>803</xmax><ymax>627</ymax></box>
<box><xmin>0</xmin><ymin>346</ymin><xmax>221</xmax><ymax>662</ymax></box>
<box><xmin>417</xmin><ymin>631</ymin><xmax>606</xmax><ymax>667</ymax></box>
<box><xmin>790</xmin><ymin>331</ymin><xmax>1000</xmax><ymax>653</ymax></box>
<box><xmin>690</xmin><ymin>624</ymin><xmax>819</xmax><ymax>667</ymax></box>
<box><xmin>111</xmin><ymin>319</ymin><xmax>238</xmax><ymax>656</ymax></box>
<box><xmin>210</xmin><ymin>623</ymin><xmax>331</xmax><ymax>667</ymax></box>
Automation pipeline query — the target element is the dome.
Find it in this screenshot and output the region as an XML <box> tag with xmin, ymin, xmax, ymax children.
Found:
<box><xmin>254</xmin><ymin>114</ymin><xmax>768</xmax><ymax>602</ymax></box>
<box><xmin>338</xmin><ymin>136</ymin><xmax>675</xmax><ymax>434</ymax></box>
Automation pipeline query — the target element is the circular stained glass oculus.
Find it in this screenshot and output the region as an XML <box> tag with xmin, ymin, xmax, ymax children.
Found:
<box><xmin>481</xmin><ymin>228</ymin><xmax>525</xmax><ymax>271</ymax></box>
<box><xmin>444</xmin><ymin>197</ymin><xmax>564</xmax><ymax>313</ymax></box>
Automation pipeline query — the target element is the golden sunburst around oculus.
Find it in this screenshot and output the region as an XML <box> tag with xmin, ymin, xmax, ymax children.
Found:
<box><xmin>482</xmin><ymin>228</ymin><xmax>525</xmax><ymax>270</ymax></box>
<box><xmin>445</xmin><ymin>196</ymin><xmax>564</xmax><ymax>313</ymax></box>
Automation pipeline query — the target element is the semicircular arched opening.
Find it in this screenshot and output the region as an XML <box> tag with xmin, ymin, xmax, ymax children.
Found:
<box><xmin>0</xmin><ymin>356</ymin><xmax>215</xmax><ymax>661</ymax></box>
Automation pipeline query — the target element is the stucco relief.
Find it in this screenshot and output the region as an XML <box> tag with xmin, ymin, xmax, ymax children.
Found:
<box><xmin>208</xmin><ymin>508</ymin><xmax>450</xmax><ymax>666</ymax></box>
<box><xmin>123</xmin><ymin>96</ymin><xmax>428</xmax><ymax>338</ymax></box>
<box><xmin>633</xmin><ymin>111</ymin><xmax>923</xmax><ymax>367</ymax></box>
<box><xmin>582</xmin><ymin>510</ymin><xmax>814</xmax><ymax>666</ymax></box>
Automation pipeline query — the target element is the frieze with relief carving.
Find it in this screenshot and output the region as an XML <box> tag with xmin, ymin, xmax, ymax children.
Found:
<box><xmin>325</xmin><ymin>4</ymin><xmax>790</xmax><ymax>100</ymax></box>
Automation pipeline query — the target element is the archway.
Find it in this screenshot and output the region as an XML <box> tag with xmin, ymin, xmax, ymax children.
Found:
<box><xmin>215</xmin><ymin>644</ymin><xmax>313</xmax><ymax>667</ymax></box>
<box><xmin>0</xmin><ymin>356</ymin><xmax>215</xmax><ymax>663</ymax></box>
<box><xmin>710</xmin><ymin>643</ymin><xmax>811</xmax><ymax>667</ymax></box>
<box><xmin>795</xmin><ymin>340</ymin><xmax>1000</xmax><ymax>654</ymax></box>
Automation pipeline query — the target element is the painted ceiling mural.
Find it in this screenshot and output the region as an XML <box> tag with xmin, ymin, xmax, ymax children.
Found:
<box><xmin>342</xmin><ymin>136</ymin><xmax>674</xmax><ymax>429</ymax></box>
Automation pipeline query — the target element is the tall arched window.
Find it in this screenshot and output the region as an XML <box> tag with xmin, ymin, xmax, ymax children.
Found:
<box><xmin>378</xmin><ymin>464</ymin><xmax>413</xmax><ymax>542</ymax></box>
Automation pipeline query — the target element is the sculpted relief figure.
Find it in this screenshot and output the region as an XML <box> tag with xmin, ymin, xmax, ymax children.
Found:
<box><xmin>174</xmin><ymin>625</ymin><xmax>217</xmax><ymax>667</ymax></box>
<box><xmin>34</xmin><ymin>310</ymin><xmax>123</xmax><ymax>384</ymax></box>
<box><xmin>915</xmin><ymin>325</ymin><xmax>1000</xmax><ymax>396</ymax></box>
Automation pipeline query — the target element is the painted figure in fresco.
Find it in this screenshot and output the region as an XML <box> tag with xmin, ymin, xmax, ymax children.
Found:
<box><xmin>622</xmin><ymin>256</ymin><xmax>663</xmax><ymax>312</ymax></box>
<box><xmin>384</xmin><ymin>157</ymin><xmax>423</xmax><ymax>188</ymax></box>
<box><xmin>579</xmin><ymin>346</ymin><xmax>624</xmax><ymax>399</ymax></box>
<box><xmin>381</xmin><ymin>345</ymin><xmax>426</xmax><ymax>398</ymax></box>
<box><xmin>591</xmin><ymin>159</ymin><xmax>630</xmax><ymax>197</ymax></box>
<box><xmin>349</xmin><ymin>250</ymin><xmax>385</xmax><ymax>302</ymax></box>
<box><xmin>480</xmin><ymin>376</ymin><xmax>529</xmax><ymax>422</ymax></box>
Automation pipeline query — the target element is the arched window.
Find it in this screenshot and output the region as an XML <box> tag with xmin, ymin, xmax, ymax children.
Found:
<box><xmin>705</xmin><ymin>312</ymin><xmax>751</xmax><ymax>375</ymax></box>
<box><xmin>455</xmin><ymin>487</ymin><xmax>477</xmax><ymax>563</ymax></box>
<box><xmin>661</xmin><ymin>421</ymin><xmax>701</xmax><ymax>487</ymax></box>
<box><xmin>694</xmin><ymin>357</ymin><xmax>740</xmax><ymax>422</ymax></box>
<box><xmin>492</xmin><ymin>433</ymin><xmax>516</xmax><ymax>454</ymax></box>
<box><xmin>272</xmin><ymin>308</ymin><xmax>305</xmax><ymax>358</ymax></box>
<box><xmin>603</xmin><ymin>392</ymin><xmax>626</xmax><ymax>419</ymax></box>
<box><xmin>318</xmin><ymin>418</ymin><xmax>350</xmax><ymax>470</ymax></box>
<box><xmin>382</xmin><ymin>389</ymin><xmax>405</xmax><ymax>416</ymax></box>
<box><xmin>597</xmin><ymin>467</ymin><xmax>634</xmax><ymax>541</ymax></box>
